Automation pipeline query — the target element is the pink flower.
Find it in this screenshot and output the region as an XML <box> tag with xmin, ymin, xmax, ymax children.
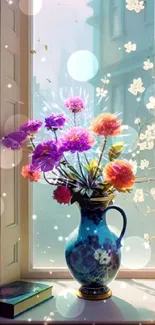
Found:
<box><xmin>53</xmin><ymin>186</ymin><xmax>72</xmax><ymax>204</ymax></box>
<box><xmin>60</xmin><ymin>127</ymin><xmax>95</xmax><ymax>153</ymax></box>
<box><xmin>64</xmin><ymin>97</ymin><xmax>85</xmax><ymax>113</ymax></box>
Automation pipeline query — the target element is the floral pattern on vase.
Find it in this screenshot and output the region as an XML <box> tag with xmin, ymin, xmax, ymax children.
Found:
<box><xmin>65</xmin><ymin>202</ymin><xmax>127</xmax><ymax>300</ymax></box>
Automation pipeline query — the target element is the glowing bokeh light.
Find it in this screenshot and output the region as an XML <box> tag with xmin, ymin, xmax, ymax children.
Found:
<box><xmin>19</xmin><ymin>0</ymin><xmax>42</xmax><ymax>16</ymax></box>
<box><xmin>56</xmin><ymin>289</ymin><xmax>85</xmax><ymax>318</ymax></box>
<box><xmin>121</xmin><ymin>236</ymin><xmax>151</xmax><ymax>269</ymax></box>
<box><xmin>67</xmin><ymin>50</ymin><xmax>99</xmax><ymax>82</ymax></box>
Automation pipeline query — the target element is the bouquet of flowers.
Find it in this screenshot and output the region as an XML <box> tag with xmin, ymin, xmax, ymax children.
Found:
<box><xmin>2</xmin><ymin>97</ymin><xmax>154</xmax><ymax>208</ymax></box>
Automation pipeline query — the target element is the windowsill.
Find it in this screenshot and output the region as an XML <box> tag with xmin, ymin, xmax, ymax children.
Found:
<box><xmin>1</xmin><ymin>279</ymin><xmax>155</xmax><ymax>323</ymax></box>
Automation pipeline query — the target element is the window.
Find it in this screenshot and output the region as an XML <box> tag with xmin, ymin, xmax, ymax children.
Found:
<box><xmin>18</xmin><ymin>0</ymin><xmax>155</xmax><ymax>279</ymax></box>
<box><xmin>110</xmin><ymin>0</ymin><xmax>123</xmax><ymax>39</ymax></box>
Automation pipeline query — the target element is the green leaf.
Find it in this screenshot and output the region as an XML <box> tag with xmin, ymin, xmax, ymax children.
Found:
<box><xmin>108</xmin><ymin>142</ymin><xmax>124</xmax><ymax>161</ymax></box>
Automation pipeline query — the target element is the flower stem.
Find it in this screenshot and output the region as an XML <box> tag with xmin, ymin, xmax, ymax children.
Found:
<box><xmin>135</xmin><ymin>177</ymin><xmax>155</xmax><ymax>183</ymax></box>
<box><xmin>84</xmin><ymin>153</ymin><xmax>89</xmax><ymax>165</ymax></box>
<box><xmin>77</xmin><ymin>153</ymin><xmax>86</xmax><ymax>182</ymax></box>
<box><xmin>74</xmin><ymin>112</ymin><xmax>76</xmax><ymax>126</ymax></box>
<box><xmin>94</xmin><ymin>137</ymin><xmax>107</xmax><ymax>180</ymax></box>
<box><xmin>30</xmin><ymin>137</ymin><xmax>35</xmax><ymax>150</ymax></box>
<box><xmin>43</xmin><ymin>172</ymin><xmax>54</xmax><ymax>185</ymax></box>
<box><xmin>53</xmin><ymin>130</ymin><xmax>58</xmax><ymax>142</ymax></box>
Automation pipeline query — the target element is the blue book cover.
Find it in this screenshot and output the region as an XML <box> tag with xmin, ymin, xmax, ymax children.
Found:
<box><xmin>0</xmin><ymin>281</ymin><xmax>53</xmax><ymax>318</ymax></box>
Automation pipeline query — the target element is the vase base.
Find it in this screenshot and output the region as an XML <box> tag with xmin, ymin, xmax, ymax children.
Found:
<box><xmin>76</xmin><ymin>285</ymin><xmax>112</xmax><ymax>301</ymax></box>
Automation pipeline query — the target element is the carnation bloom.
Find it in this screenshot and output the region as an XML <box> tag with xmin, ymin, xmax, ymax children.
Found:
<box><xmin>2</xmin><ymin>131</ymin><xmax>27</xmax><ymax>150</ymax></box>
<box><xmin>32</xmin><ymin>140</ymin><xmax>63</xmax><ymax>172</ymax></box>
<box><xmin>20</xmin><ymin>120</ymin><xmax>42</xmax><ymax>135</ymax></box>
<box><xmin>103</xmin><ymin>160</ymin><xmax>135</xmax><ymax>191</ymax></box>
<box><xmin>53</xmin><ymin>185</ymin><xmax>72</xmax><ymax>204</ymax></box>
<box><xmin>60</xmin><ymin>127</ymin><xmax>95</xmax><ymax>153</ymax></box>
<box><xmin>45</xmin><ymin>114</ymin><xmax>67</xmax><ymax>130</ymax></box>
<box><xmin>21</xmin><ymin>164</ymin><xmax>41</xmax><ymax>182</ymax></box>
<box><xmin>64</xmin><ymin>97</ymin><xmax>85</xmax><ymax>113</ymax></box>
<box><xmin>91</xmin><ymin>113</ymin><xmax>122</xmax><ymax>137</ymax></box>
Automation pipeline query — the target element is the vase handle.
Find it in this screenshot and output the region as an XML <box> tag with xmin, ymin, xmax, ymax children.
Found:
<box><xmin>104</xmin><ymin>205</ymin><xmax>127</xmax><ymax>249</ymax></box>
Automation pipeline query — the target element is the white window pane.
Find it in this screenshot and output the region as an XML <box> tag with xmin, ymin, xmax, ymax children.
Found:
<box><xmin>31</xmin><ymin>0</ymin><xmax>155</xmax><ymax>270</ymax></box>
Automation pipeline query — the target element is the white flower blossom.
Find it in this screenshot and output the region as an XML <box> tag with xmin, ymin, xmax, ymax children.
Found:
<box><xmin>143</xmin><ymin>234</ymin><xmax>150</xmax><ymax>249</ymax></box>
<box><xmin>140</xmin><ymin>159</ymin><xmax>149</xmax><ymax>170</ymax></box>
<box><xmin>124</xmin><ymin>41</ymin><xmax>136</xmax><ymax>53</ymax></box>
<box><xmin>94</xmin><ymin>249</ymin><xmax>111</xmax><ymax>265</ymax></box>
<box><xmin>139</xmin><ymin>133</ymin><xmax>146</xmax><ymax>140</ymax></box>
<box><xmin>101</xmin><ymin>78</ymin><xmax>110</xmax><ymax>85</ymax></box>
<box><xmin>138</xmin><ymin>141</ymin><xmax>147</xmax><ymax>151</ymax></box>
<box><xmin>128</xmin><ymin>78</ymin><xmax>145</xmax><ymax>96</ymax></box>
<box><xmin>126</xmin><ymin>0</ymin><xmax>135</xmax><ymax>11</ymax></box>
<box><xmin>147</xmin><ymin>141</ymin><xmax>154</xmax><ymax>150</ymax></box>
<box><xmin>96</xmin><ymin>87</ymin><xmax>108</xmax><ymax>97</ymax></box>
<box><xmin>138</xmin><ymin>123</ymin><xmax>155</xmax><ymax>151</ymax></box>
<box><xmin>143</xmin><ymin>242</ymin><xmax>150</xmax><ymax>249</ymax></box>
<box><xmin>143</xmin><ymin>59</ymin><xmax>154</xmax><ymax>71</ymax></box>
<box><xmin>134</xmin><ymin>117</ymin><xmax>141</xmax><ymax>124</ymax></box>
<box><xmin>146</xmin><ymin>124</ymin><xmax>155</xmax><ymax>140</ymax></box>
<box><xmin>144</xmin><ymin>233</ymin><xmax>150</xmax><ymax>242</ymax></box>
<box><xmin>129</xmin><ymin>159</ymin><xmax>137</xmax><ymax>174</ymax></box>
<box><xmin>126</xmin><ymin>0</ymin><xmax>145</xmax><ymax>13</ymax></box>
<box><xmin>133</xmin><ymin>188</ymin><xmax>144</xmax><ymax>203</ymax></box>
<box><xmin>146</xmin><ymin>97</ymin><xmax>155</xmax><ymax>110</ymax></box>
<box><xmin>150</xmin><ymin>188</ymin><xmax>155</xmax><ymax>200</ymax></box>
<box><xmin>134</xmin><ymin>1</ymin><xmax>145</xmax><ymax>13</ymax></box>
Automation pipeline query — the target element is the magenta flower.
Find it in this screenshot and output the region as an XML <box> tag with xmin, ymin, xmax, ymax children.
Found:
<box><xmin>45</xmin><ymin>114</ymin><xmax>67</xmax><ymax>130</ymax></box>
<box><xmin>2</xmin><ymin>131</ymin><xmax>27</xmax><ymax>150</ymax></box>
<box><xmin>32</xmin><ymin>140</ymin><xmax>63</xmax><ymax>172</ymax></box>
<box><xmin>20</xmin><ymin>120</ymin><xmax>42</xmax><ymax>136</ymax></box>
<box><xmin>60</xmin><ymin>127</ymin><xmax>95</xmax><ymax>153</ymax></box>
<box><xmin>53</xmin><ymin>185</ymin><xmax>72</xmax><ymax>204</ymax></box>
<box><xmin>64</xmin><ymin>97</ymin><xmax>85</xmax><ymax>113</ymax></box>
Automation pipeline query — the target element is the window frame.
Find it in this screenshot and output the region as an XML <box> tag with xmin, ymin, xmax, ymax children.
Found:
<box><xmin>20</xmin><ymin>2</ymin><xmax>155</xmax><ymax>280</ymax></box>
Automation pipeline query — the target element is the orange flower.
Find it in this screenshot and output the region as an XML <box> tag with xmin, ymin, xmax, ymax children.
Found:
<box><xmin>91</xmin><ymin>113</ymin><xmax>122</xmax><ymax>137</ymax></box>
<box><xmin>21</xmin><ymin>164</ymin><xmax>41</xmax><ymax>182</ymax></box>
<box><xmin>103</xmin><ymin>160</ymin><xmax>135</xmax><ymax>190</ymax></box>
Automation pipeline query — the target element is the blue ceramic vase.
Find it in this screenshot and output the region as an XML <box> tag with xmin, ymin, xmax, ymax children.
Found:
<box><xmin>65</xmin><ymin>200</ymin><xmax>127</xmax><ymax>300</ymax></box>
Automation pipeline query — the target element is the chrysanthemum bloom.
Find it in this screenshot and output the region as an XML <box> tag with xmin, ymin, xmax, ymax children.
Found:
<box><xmin>64</xmin><ymin>97</ymin><xmax>85</xmax><ymax>113</ymax></box>
<box><xmin>53</xmin><ymin>185</ymin><xmax>72</xmax><ymax>204</ymax></box>
<box><xmin>21</xmin><ymin>164</ymin><xmax>41</xmax><ymax>182</ymax></box>
<box><xmin>20</xmin><ymin>120</ymin><xmax>42</xmax><ymax>136</ymax></box>
<box><xmin>103</xmin><ymin>160</ymin><xmax>135</xmax><ymax>191</ymax></box>
<box><xmin>60</xmin><ymin>127</ymin><xmax>95</xmax><ymax>153</ymax></box>
<box><xmin>91</xmin><ymin>113</ymin><xmax>122</xmax><ymax>137</ymax></box>
<box><xmin>2</xmin><ymin>131</ymin><xmax>27</xmax><ymax>150</ymax></box>
<box><xmin>32</xmin><ymin>140</ymin><xmax>63</xmax><ymax>172</ymax></box>
<box><xmin>45</xmin><ymin>114</ymin><xmax>67</xmax><ymax>130</ymax></box>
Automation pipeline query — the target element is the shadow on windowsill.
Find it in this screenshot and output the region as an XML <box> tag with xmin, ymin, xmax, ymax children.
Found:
<box><xmin>67</xmin><ymin>296</ymin><xmax>140</xmax><ymax>322</ymax></box>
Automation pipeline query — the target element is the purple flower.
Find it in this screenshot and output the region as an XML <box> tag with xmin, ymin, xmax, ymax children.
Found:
<box><xmin>45</xmin><ymin>114</ymin><xmax>67</xmax><ymax>130</ymax></box>
<box><xmin>2</xmin><ymin>131</ymin><xmax>27</xmax><ymax>150</ymax></box>
<box><xmin>60</xmin><ymin>127</ymin><xmax>95</xmax><ymax>153</ymax></box>
<box><xmin>32</xmin><ymin>140</ymin><xmax>63</xmax><ymax>172</ymax></box>
<box><xmin>20</xmin><ymin>120</ymin><xmax>42</xmax><ymax>135</ymax></box>
<box><xmin>64</xmin><ymin>97</ymin><xmax>85</xmax><ymax>113</ymax></box>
